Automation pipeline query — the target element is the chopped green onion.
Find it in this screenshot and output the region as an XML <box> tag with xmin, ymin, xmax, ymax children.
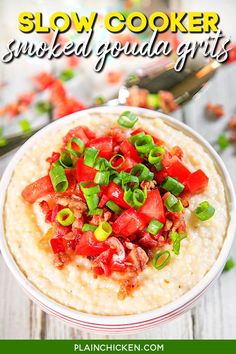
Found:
<box><xmin>217</xmin><ymin>134</ymin><xmax>230</xmax><ymax>151</ymax></box>
<box><xmin>147</xmin><ymin>93</ymin><xmax>160</xmax><ymax>109</ymax></box>
<box><xmin>106</xmin><ymin>201</ymin><xmax>122</xmax><ymax>215</ymax></box>
<box><xmin>152</xmin><ymin>250</ymin><xmax>171</xmax><ymax>270</ymax></box>
<box><xmin>94</xmin><ymin>221</ymin><xmax>112</xmax><ymax>241</ymax></box>
<box><xmin>67</xmin><ymin>137</ymin><xmax>84</xmax><ymax>157</ymax></box>
<box><xmin>148</xmin><ymin>146</ymin><xmax>165</xmax><ymax>164</ymax></box>
<box><xmin>59</xmin><ymin>68</ymin><xmax>75</xmax><ymax>82</ymax></box>
<box><xmin>56</xmin><ymin>208</ymin><xmax>75</xmax><ymax>226</ymax></box>
<box><xmin>0</xmin><ymin>136</ymin><xmax>7</xmax><ymax>147</ymax></box>
<box><xmin>94</xmin><ymin>157</ymin><xmax>109</xmax><ymax>171</ymax></box>
<box><xmin>194</xmin><ymin>201</ymin><xmax>215</xmax><ymax>221</ymax></box>
<box><xmin>109</xmin><ymin>154</ymin><xmax>126</xmax><ymax>170</ymax></box>
<box><xmin>117</xmin><ymin>111</ymin><xmax>138</xmax><ymax>128</ymax></box>
<box><xmin>35</xmin><ymin>100</ymin><xmax>52</xmax><ymax>114</ymax></box>
<box><xmin>223</xmin><ymin>257</ymin><xmax>235</xmax><ymax>272</ymax></box>
<box><xmin>94</xmin><ymin>171</ymin><xmax>110</xmax><ymax>186</ymax></box>
<box><xmin>124</xmin><ymin>189</ymin><xmax>133</xmax><ymax>206</ymax></box>
<box><xmin>84</xmin><ymin>148</ymin><xmax>99</xmax><ymax>167</ymax></box>
<box><xmin>129</xmin><ymin>132</ymin><xmax>145</xmax><ymax>145</ymax></box>
<box><xmin>19</xmin><ymin>119</ymin><xmax>32</xmax><ymax>133</ymax></box>
<box><xmin>82</xmin><ymin>224</ymin><xmax>97</xmax><ymax>232</ymax></box>
<box><xmin>170</xmin><ymin>232</ymin><xmax>187</xmax><ymax>255</ymax></box>
<box><xmin>154</xmin><ymin>160</ymin><xmax>164</xmax><ymax>172</ymax></box>
<box><xmin>124</xmin><ymin>188</ymin><xmax>146</xmax><ymax>209</ymax></box>
<box><xmin>87</xmin><ymin>208</ymin><xmax>103</xmax><ymax>216</ymax></box>
<box><xmin>49</xmin><ymin>165</ymin><xmax>68</xmax><ymax>193</ymax></box>
<box><xmin>59</xmin><ymin>151</ymin><xmax>73</xmax><ymax>169</ymax></box>
<box><xmin>86</xmin><ymin>194</ymin><xmax>99</xmax><ymax>211</ymax></box>
<box><xmin>80</xmin><ymin>182</ymin><xmax>100</xmax><ymax>196</ymax></box>
<box><xmin>119</xmin><ymin>171</ymin><xmax>139</xmax><ymax>190</ymax></box>
<box><xmin>132</xmin><ymin>188</ymin><xmax>147</xmax><ymax>208</ymax></box>
<box><xmin>131</xmin><ymin>164</ymin><xmax>154</xmax><ymax>182</ymax></box>
<box><xmin>164</xmin><ymin>194</ymin><xmax>184</xmax><ymax>213</ymax></box>
<box><xmin>161</xmin><ymin>177</ymin><xmax>185</xmax><ymax>196</ymax></box>
<box><xmin>147</xmin><ymin>219</ymin><xmax>164</xmax><ymax>235</ymax></box>
<box><xmin>135</xmin><ymin>135</ymin><xmax>154</xmax><ymax>154</ymax></box>
<box><xmin>95</xmin><ymin>96</ymin><xmax>106</xmax><ymax>105</ymax></box>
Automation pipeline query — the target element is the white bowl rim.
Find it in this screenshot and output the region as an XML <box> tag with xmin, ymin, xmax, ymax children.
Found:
<box><xmin>0</xmin><ymin>105</ymin><xmax>235</xmax><ymax>327</ymax></box>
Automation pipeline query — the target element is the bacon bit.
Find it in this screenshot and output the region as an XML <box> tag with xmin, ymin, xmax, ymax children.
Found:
<box><xmin>127</xmin><ymin>247</ymin><xmax>148</xmax><ymax>272</ymax></box>
<box><xmin>68</xmin><ymin>198</ymin><xmax>87</xmax><ymax>218</ymax></box>
<box><xmin>107</xmin><ymin>71</ymin><xmax>123</xmax><ymax>84</ymax></box>
<box><xmin>118</xmin><ymin>277</ymin><xmax>139</xmax><ymax>300</ymax></box>
<box><xmin>181</xmin><ymin>198</ymin><xmax>189</xmax><ymax>208</ymax></box>
<box><xmin>229</xmin><ymin>132</ymin><xmax>236</xmax><ymax>142</ymax></box>
<box><xmin>126</xmin><ymin>86</ymin><xmax>148</xmax><ymax>108</ymax></box>
<box><xmin>53</xmin><ymin>252</ymin><xmax>70</xmax><ymax>269</ymax></box>
<box><xmin>72</xmin><ymin>218</ymin><xmax>84</xmax><ymax>232</ymax></box>
<box><xmin>137</xmin><ymin>233</ymin><xmax>158</xmax><ymax>250</ymax></box>
<box><xmin>170</xmin><ymin>146</ymin><xmax>184</xmax><ymax>160</ymax></box>
<box><xmin>157</xmin><ymin>235</ymin><xmax>166</xmax><ymax>248</ymax></box>
<box><xmin>103</xmin><ymin>211</ymin><xmax>112</xmax><ymax>222</ymax></box>
<box><xmin>159</xmin><ymin>90</ymin><xmax>178</xmax><ymax>114</ymax></box>
<box><xmin>206</xmin><ymin>102</ymin><xmax>225</xmax><ymax>118</ymax></box>
<box><xmin>162</xmin><ymin>192</ymin><xmax>171</xmax><ymax>202</ymax></box>
<box><xmin>163</xmin><ymin>219</ymin><xmax>173</xmax><ymax>232</ymax></box>
<box><xmin>140</xmin><ymin>180</ymin><xmax>157</xmax><ymax>192</ymax></box>
<box><xmin>228</xmin><ymin>116</ymin><xmax>236</xmax><ymax>130</ymax></box>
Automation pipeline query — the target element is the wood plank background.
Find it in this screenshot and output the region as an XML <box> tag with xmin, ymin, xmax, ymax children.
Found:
<box><xmin>0</xmin><ymin>0</ymin><xmax>236</xmax><ymax>340</ymax></box>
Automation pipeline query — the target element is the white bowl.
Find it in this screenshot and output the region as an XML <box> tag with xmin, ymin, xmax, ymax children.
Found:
<box><xmin>0</xmin><ymin>106</ymin><xmax>235</xmax><ymax>333</ymax></box>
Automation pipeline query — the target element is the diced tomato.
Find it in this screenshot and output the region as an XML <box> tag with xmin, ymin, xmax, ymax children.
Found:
<box><xmin>138</xmin><ymin>189</ymin><xmax>165</xmax><ymax>224</ymax></box>
<box><xmin>76</xmin><ymin>232</ymin><xmax>109</xmax><ymax>257</ymax></box>
<box><xmin>110</xmin><ymin>262</ymin><xmax>126</xmax><ymax>272</ymax></box>
<box><xmin>87</xmin><ymin>136</ymin><xmax>114</xmax><ymax>159</ymax></box>
<box><xmin>55</xmin><ymin>225</ymin><xmax>71</xmax><ymax>237</ymax></box>
<box><xmin>131</xmin><ymin>128</ymin><xmax>164</xmax><ymax>146</ymax></box>
<box><xmin>50</xmin><ymin>238</ymin><xmax>65</xmax><ymax>254</ymax></box>
<box><xmin>106</xmin><ymin>182</ymin><xmax>130</xmax><ymax>209</ymax></box>
<box><xmin>46</xmin><ymin>152</ymin><xmax>60</xmax><ymax>165</ymax></box>
<box><xmin>51</xmin><ymin>204</ymin><xmax>64</xmax><ymax>222</ymax></box>
<box><xmin>63</xmin><ymin>126</ymin><xmax>92</xmax><ymax>145</ymax></box>
<box><xmin>50</xmin><ymin>80</ymin><xmax>66</xmax><ymax>105</ymax></box>
<box><xmin>22</xmin><ymin>175</ymin><xmax>54</xmax><ymax>204</ymax></box>
<box><xmin>63</xmin><ymin>169</ymin><xmax>77</xmax><ymax>195</ymax></box>
<box><xmin>119</xmin><ymin>140</ymin><xmax>142</xmax><ymax>162</ymax></box>
<box><xmin>33</xmin><ymin>72</ymin><xmax>55</xmax><ymax>91</ymax></box>
<box><xmin>54</xmin><ymin>98</ymin><xmax>86</xmax><ymax>119</ymax></box>
<box><xmin>75</xmin><ymin>157</ymin><xmax>97</xmax><ymax>184</ymax></box>
<box><xmin>112</xmin><ymin>208</ymin><xmax>146</xmax><ymax>236</ymax></box>
<box><xmin>98</xmin><ymin>193</ymin><xmax>109</xmax><ymax>208</ymax></box>
<box><xmin>185</xmin><ymin>169</ymin><xmax>209</xmax><ymax>194</ymax></box>
<box><xmin>118</xmin><ymin>157</ymin><xmax>137</xmax><ymax>172</ymax></box>
<box><xmin>82</xmin><ymin>127</ymin><xmax>96</xmax><ymax>140</ymax></box>
<box><xmin>166</xmin><ymin>158</ymin><xmax>191</xmax><ymax>183</ymax></box>
<box><xmin>154</xmin><ymin>169</ymin><xmax>168</xmax><ymax>184</ymax></box>
<box><xmin>39</xmin><ymin>200</ymin><xmax>50</xmax><ymax>214</ymax></box>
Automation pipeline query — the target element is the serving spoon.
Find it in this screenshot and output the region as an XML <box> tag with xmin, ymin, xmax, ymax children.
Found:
<box><xmin>0</xmin><ymin>58</ymin><xmax>221</xmax><ymax>158</ymax></box>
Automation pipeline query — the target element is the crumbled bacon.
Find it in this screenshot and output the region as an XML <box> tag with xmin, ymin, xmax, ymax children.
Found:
<box><xmin>127</xmin><ymin>247</ymin><xmax>149</xmax><ymax>272</ymax></box>
<box><xmin>140</xmin><ymin>180</ymin><xmax>157</xmax><ymax>191</ymax></box>
<box><xmin>206</xmin><ymin>102</ymin><xmax>225</xmax><ymax>118</ymax></box>
<box><xmin>159</xmin><ymin>90</ymin><xmax>178</xmax><ymax>113</ymax></box>
<box><xmin>228</xmin><ymin>115</ymin><xmax>236</xmax><ymax>130</ymax></box>
<box><xmin>118</xmin><ymin>277</ymin><xmax>139</xmax><ymax>300</ymax></box>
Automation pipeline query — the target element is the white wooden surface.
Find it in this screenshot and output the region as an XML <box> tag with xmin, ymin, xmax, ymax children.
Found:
<box><xmin>0</xmin><ymin>64</ymin><xmax>236</xmax><ymax>339</ymax></box>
